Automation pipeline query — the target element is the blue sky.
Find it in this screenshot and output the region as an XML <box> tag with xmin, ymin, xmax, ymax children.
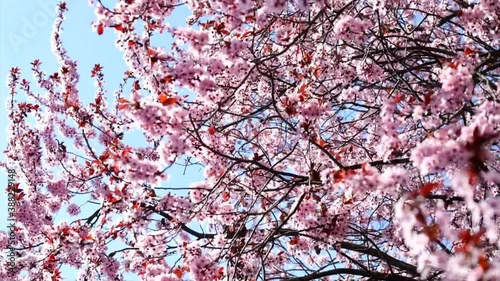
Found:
<box><xmin>0</xmin><ymin>0</ymin><xmax>205</xmax><ymax>279</ymax></box>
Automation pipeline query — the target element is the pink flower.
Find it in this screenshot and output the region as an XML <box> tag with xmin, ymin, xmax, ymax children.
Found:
<box><xmin>67</xmin><ymin>203</ymin><xmax>81</xmax><ymax>216</ymax></box>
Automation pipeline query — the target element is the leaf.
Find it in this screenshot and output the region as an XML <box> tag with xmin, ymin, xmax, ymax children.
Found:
<box><xmin>9</xmin><ymin>183</ymin><xmax>21</xmax><ymax>193</ymax></box>
<box><xmin>120</xmin><ymin>183</ymin><xmax>129</xmax><ymax>194</ymax></box>
<box><xmin>97</xmin><ymin>24</ymin><xmax>104</xmax><ymax>35</ymax></box>
<box><xmin>280</xmin><ymin>211</ymin><xmax>288</xmax><ymax>221</ymax></box>
<box><xmin>118</xmin><ymin>104</ymin><xmax>129</xmax><ymax>110</ymax></box>
<box><xmin>208</xmin><ymin>126</ymin><xmax>216</xmax><ymax>135</ymax></box>
<box><xmin>114</xmin><ymin>24</ymin><xmax>125</xmax><ymax>32</ymax></box>
<box><xmin>52</xmin><ymin>269</ymin><xmax>61</xmax><ymax>281</ymax></box>
<box><xmin>95</xmin><ymin>95</ymin><xmax>102</xmax><ymax>105</ymax></box>
<box><xmin>299</xmin><ymin>92</ymin><xmax>309</xmax><ymax>102</ymax></box>
<box><xmin>121</xmin><ymin>146</ymin><xmax>133</xmax><ymax>158</ymax></box>
<box><xmin>133</xmin><ymin>81</ymin><xmax>141</xmax><ymax>90</ymax></box>
<box><xmin>106</xmin><ymin>193</ymin><xmax>120</xmax><ymax>203</ymax></box>
<box><xmin>333</xmin><ymin>170</ymin><xmax>349</xmax><ymax>183</ymax></box>
<box><xmin>424</xmin><ymin>91</ymin><xmax>433</xmax><ymax>105</ymax></box>
<box><xmin>118</xmin><ymin>98</ymin><xmax>129</xmax><ymax>103</ymax></box>
<box><xmin>61</xmin><ymin>227</ymin><xmax>71</xmax><ymax>235</ymax></box>
<box><xmin>313</xmin><ymin>68</ymin><xmax>321</xmax><ymax>78</ymax></box>
<box><xmin>299</xmin><ymin>84</ymin><xmax>307</xmax><ymax>93</ymax></box>
<box><xmin>159</xmin><ymin>93</ymin><xmax>178</xmax><ymax>106</ymax></box>
<box><xmin>240</xmin><ymin>31</ymin><xmax>252</xmax><ymax>38</ymax></box>
<box><xmin>289</xmin><ymin>237</ymin><xmax>299</xmax><ymax>245</ymax></box>
<box><xmin>84</xmin><ymin>234</ymin><xmax>95</xmax><ymax>241</ymax></box>
<box><xmin>303</xmin><ymin>53</ymin><xmax>312</xmax><ymax>64</ymax></box>
<box><xmin>448</xmin><ymin>62</ymin><xmax>458</xmax><ymax>69</ymax></box>
<box><xmin>48</xmin><ymin>254</ymin><xmax>56</xmax><ymax>263</ymax></box>
<box><xmin>109</xmin><ymin>176</ymin><xmax>119</xmax><ymax>184</ymax></box>
<box><xmin>479</xmin><ymin>255</ymin><xmax>489</xmax><ymax>271</ymax></box>
<box><xmin>161</xmin><ymin>75</ymin><xmax>175</xmax><ymax>83</ymax></box>
<box><xmin>173</xmin><ymin>268</ymin><xmax>183</xmax><ymax>279</ymax></box>
<box><xmin>394</xmin><ymin>94</ymin><xmax>403</xmax><ymax>103</ymax></box>
<box><xmin>285</xmin><ymin>105</ymin><xmax>296</xmax><ymax>115</ymax></box>
<box><xmin>472</xmin><ymin>126</ymin><xmax>481</xmax><ymax>143</ymax></box>
<box><xmin>15</xmin><ymin>192</ymin><xmax>25</xmax><ymax>201</ymax></box>
<box><xmin>312</xmin><ymin>193</ymin><xmax>321</xmax><ymax>202</ymax></box>
<box><xmin>314</xmin><ymin>245</ymin><xmax>321</xmax><ymax>255</ymax></box>
<box><xmin>419</xmin><ymin>182</ymin><xmax>441</xmax><ymax>197</ymax></box>
<box><xmin>468</xmin><ymin>168</ymin><xmax>478</xmax><ymax>185</ymax></box>
<box><xmin>317</xmin><ymin>137</ymin><xmax>325</xmax><ymax>147</ymax></box>
<box><xmin>422</xmin><ymin>224</ymin><xmax>440</xmax><ymax>241</ymax></box>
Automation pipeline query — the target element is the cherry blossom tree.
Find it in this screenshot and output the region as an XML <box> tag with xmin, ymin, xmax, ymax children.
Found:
<box><xmin>2</xmin><ymin>0</ymin><xmax>500</xmax><ymax>280</ymax></box>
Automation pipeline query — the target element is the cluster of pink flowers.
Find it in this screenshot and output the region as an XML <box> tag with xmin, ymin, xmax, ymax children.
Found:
<box><xmin>333</xmin><ymin>15</ymin><xmax>372</xmax><ymax>43</ymax></box>
<box><xmin>2</xmin><ymin>0</ymin><xmax>500</xmax><ymax>280</ymax></box>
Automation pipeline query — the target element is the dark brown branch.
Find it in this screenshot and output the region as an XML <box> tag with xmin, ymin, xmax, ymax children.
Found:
<box><xmin>141</xmin><ymin>203</ymin><xmax>216</xmax><ymax>239</ymax></box>
<box><xmin>345</xmin><ymin>158</ymin><xmax>411</xmax><ymax>170</ymax></box>
<box><xmin>339</xmin><ymin>242</ymin><xmax>418</xmax><ymax>276</ymax></box>
<box><xmin>284</xmin><ymin>268</ymin><xmax>417</xmax><ymax>281</ymax></box>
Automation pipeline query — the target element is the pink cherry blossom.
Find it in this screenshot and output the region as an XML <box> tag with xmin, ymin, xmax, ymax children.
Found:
<box><xmin>3</xmin><ymin>0</ymin><xmax>500</xmax><ymax>280</ymax></box>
